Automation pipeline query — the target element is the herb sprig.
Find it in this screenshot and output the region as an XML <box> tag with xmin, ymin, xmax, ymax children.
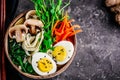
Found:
<box><xmin>31</xmin><ymin>0</ymin><xmax>71</xmax><ymax>52</ymax></box>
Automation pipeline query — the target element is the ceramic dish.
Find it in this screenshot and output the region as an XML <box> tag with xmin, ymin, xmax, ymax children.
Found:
<box><xmin>4</xmin><ymin>11</ymin><xmax>77</xmax><ymax>79</ymax></box>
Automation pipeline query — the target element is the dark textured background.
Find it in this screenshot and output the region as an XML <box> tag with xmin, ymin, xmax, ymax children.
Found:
<box><xmin>6</xmin><ymin>0</ymin><xmax>120</xmax><ymax>80</ymax></box>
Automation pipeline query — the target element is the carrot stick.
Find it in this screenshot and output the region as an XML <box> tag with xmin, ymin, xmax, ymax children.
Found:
<box><xmin>58</xmin><ymin>21</ymin><xmax>65</xmax><ymax>33</ymax></box>
<box><xmin>52</xmin><ymin>20</ymin><xmax>60</xmax><ymax>35</ymax></box>
<box><xmin>55</xmin><ymin>30</ymin><xmax>63</xmax><ymax>36</ymax></box>
<box><xmin>69</xmin><ymin>29</ymin><xmax>82</xmax><ymax>37</ymax></box>
<box><xmin>64</xmin><ymin>12</ymin><xmax>69</xmax><ymax>28</ymax></box>
<box><xmin>61</xmin><ymin>32</ymin><xmax>71</xmax><ymax>40</ymax></box>
<box><xmin>55</xmin><ymin>36</ymin><xmax>61</xmax><ymax>42</ymax></box>
<box><xmin>52</xmin><ymin>13</ymin><xmax>82</xmax><ymax>43</ymax></box>
<box><xmin>65</xmin><ymin>26</ymin><xmax>74</xmax><ymax>32</ymax></box>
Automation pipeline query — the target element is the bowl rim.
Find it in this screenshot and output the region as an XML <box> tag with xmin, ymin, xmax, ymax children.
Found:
<box><xmin>4</xmin><ymin>10</ymin><xmax>77</xmax><ymax>79</ymax></box>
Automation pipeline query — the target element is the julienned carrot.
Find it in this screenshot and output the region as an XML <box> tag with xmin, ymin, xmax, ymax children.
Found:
<box><xmin>55</xmin><ymin>35</ymin><xmax>61</xmax><ymax>42</ymax></box>
<box><xmin>52</xmin><ymin>20</ymin><xmax>60</xmax><ymax>35</ymax></box>
<box><xmin>64</xmin><ymin>12</ymin><xmax>69</xmax><ymax>28</ymax></box>
<box><xmin>52</xmin><ymin>13</ymin><xmax>82</xmax><ymax>42</ymax></box>
<box><xmin>68</xmin><ymin>29</ymin><xmax>82</xmax><ymax>37</ymax></box>
<box><xmin>61</xmin><ymin>32</ymin><xmax>71</xmax><ymax>40</ymax></box>
<box><xmin>55</xmin><ymin>30</ymin><xmax>63</xmax><ymax>36</ymax></box>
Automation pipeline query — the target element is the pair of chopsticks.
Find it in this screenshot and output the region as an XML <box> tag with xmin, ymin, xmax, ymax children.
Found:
<box><xmin>0</xmin><ymin>0</ymin><xmax>6</xmax><ymax>80</ymax></box>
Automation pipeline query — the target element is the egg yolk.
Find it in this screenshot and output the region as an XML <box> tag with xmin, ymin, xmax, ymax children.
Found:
<box><xmin>38</xmin><ymin>58</ymin><xmax>53</xmax><ymax>72</ymax></box>
<box><xmin>52</xmin><ymin>46</ymin><xmax>67</xmax><ymax>62</ymax></box>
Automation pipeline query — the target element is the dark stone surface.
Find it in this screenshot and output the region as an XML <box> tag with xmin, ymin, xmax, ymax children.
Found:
<box><xmin>7</xmin><ymin>0</ymin><xmax>120</xmax><ymax>80</ymax></box>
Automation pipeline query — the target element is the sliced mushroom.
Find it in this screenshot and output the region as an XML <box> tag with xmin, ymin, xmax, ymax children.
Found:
<box><xmin>9</xmin><ymin>24</ymin><xmax>28</xmax><ymax>42</ymax></box>
<box><xmin>24</xmin><ymin>19</ymin><xmax>44</xmax><ymax>35</ymax></box>
<box><xmin>25</xmin><ymin>10</ymin><xmax>38</xmax><ymax>19</ymax></box>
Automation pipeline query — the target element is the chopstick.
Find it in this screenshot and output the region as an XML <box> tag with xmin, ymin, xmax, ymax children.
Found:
<box><xmin>0</xmin><ymin>0</ymin><xmax>6</xmax><ymax>80</ymax></box>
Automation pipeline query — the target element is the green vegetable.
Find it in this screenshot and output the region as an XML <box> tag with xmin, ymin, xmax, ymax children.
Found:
<box><xmin>31</xmin><ymin>0</ymin><xmax>71</xmax><ymax>52</ymax></box>
<box><xmin>9</xmin><ymin>39</ymin><xmax>35</xmax><ymax>74</ymax></box>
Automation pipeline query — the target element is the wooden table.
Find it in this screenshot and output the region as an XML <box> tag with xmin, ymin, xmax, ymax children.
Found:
<box><xmin>0</xmin><ymin>0</ymin><xmax>6</xmax><ymax>80</ymax></box>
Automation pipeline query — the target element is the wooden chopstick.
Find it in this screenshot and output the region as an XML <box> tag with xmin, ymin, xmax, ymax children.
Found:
<box><xmin>0</xmin><ymin>0</ymin><xmax>6</xmax><ymax>80</ymax></box>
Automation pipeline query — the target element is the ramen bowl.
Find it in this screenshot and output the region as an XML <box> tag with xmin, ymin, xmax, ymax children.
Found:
<box><xmin>4</xmin><ymin>10</ymin><xmax>77</xmax><ymax>79</ymax></box>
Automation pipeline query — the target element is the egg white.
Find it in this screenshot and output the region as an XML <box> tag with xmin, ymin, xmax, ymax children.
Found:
<box><xmin>53</xmin><ymin>41</ymin><xmax>74</xmax><ymax>65</ymax></box>
<box><xmin>32</xmin><ymin>52</ymin><xmax>57</xmax><ymax>76</ymax></box>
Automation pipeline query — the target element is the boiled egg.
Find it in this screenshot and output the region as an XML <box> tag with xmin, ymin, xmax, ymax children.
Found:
<box><xmin>52</xmin><ymin>41</ymin><xmax>74</xmax><ymax>65</ymax></box>
<box><xmin>32</xmin><ymin>52</ymin><xmax>57</xmax><ymax>76</ymax></box>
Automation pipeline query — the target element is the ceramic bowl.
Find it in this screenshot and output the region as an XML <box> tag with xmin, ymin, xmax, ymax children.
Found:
<box><xmin>4</xmin><ymin>11</ymin><xmax>77</xmax><ymax>79</ymax></box>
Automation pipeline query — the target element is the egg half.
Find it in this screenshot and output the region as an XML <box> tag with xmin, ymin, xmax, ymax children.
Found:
<box><xmin>32</xmin><ymin>52</ymin><xmax>57</xmax><ymax>76</ymax></box>
<box><xmin>52</xmin><ymin>41</ymin><xmax>74</xmax><ymax>65</ymax></box>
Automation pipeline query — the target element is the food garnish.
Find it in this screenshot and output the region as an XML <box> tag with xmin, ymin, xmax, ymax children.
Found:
<box><xmin>52</xmin><ymin>12</ymin><xmax>82</xmax><ymax>43</ymax></box>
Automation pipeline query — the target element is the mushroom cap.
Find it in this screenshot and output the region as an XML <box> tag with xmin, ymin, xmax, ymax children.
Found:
<box><xmin>24</xmin><ymin>19</ymin><xmax>44</xmax><ymax>35</ymax></box>
<box><xmin>9</xmin><ymin>24</ymin><xmax>28</xmax><ymax>42</ymax></box>
<box><xmin>25</xmin><ymin>10</ymin><xmax>38</xmax><ymax>19</ymax></box>
<box><xmin>24</xmin><ymin>19</ymin><xmax>44</xmax><ymax>27</ymax></box>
